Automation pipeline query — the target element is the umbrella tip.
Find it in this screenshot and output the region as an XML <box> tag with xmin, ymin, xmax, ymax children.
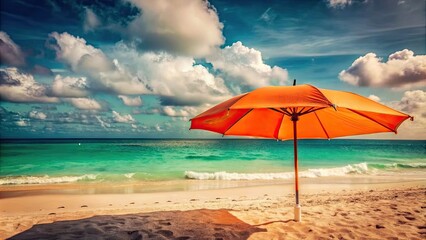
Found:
<box><xmin>293</xmin><ymin>79</ymin><xmax>296</xmax><ymax>86</ymax></box>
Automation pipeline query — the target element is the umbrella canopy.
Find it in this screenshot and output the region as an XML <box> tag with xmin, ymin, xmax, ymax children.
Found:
<box><xmin>190</xmin><ymin>84</ymin><xmax>411</xmax><ymax>139</ymax></box>
<box><xmin>190</xmin><ymin>84</ymin><xmax>412</xmax><ymax>221</ymax></box>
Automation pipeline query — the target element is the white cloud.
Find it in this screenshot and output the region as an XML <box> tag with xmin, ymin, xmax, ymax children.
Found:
<box><xmin>136</xmin><ymin>106</ymin><xmax>202</xmax><ymax>122</ymax></box>
<box><xmin>48</xmin><ymin>32</ymin><xmax>114</xmax><ymax>73</ymax></box>
<box><xmin>0</xmin><ymin>31</ymin><xmax>25</xmax><ymax>67</ymax></box>
<box><xmin>368</xmin><ymin>94</ymin><xmax>381</xmax><ymax>102</ymax></box>
<box><xmin>95</xmin><ymin>115</ymin><xmax>111</xmax><ymax>129</ymax></box>
<box><xmin>118</xmin><ymin>95</ymin><xmax>143</xmax><ymax>106</ymax></box>
<box><xmin>161</xmin><ymin>106</ymin><xmax>197</xmax><ymax>117</ymax></box>
<box><xmin>126</xmin><ymin>0</ymin><xmax>224</xmax><ymax>57</ymax></box>
<box><xmin>112</xmin><ymin>110</ymin><xmax>135</xmax><ymax>123</ymax></box>
<box><xmin>206</xmin><ymin>41</ymin><xmax>288</xmax><ymax>93</ymax></box>
<box><xmin>327</xmin><ymin>0</ymin><xmax>353</xmax><ymax>8</ymax></box>
<box><xmin>0</xmin><ymin>68</ymin><xmax>58</xmax><ymax>103</ymax></box>
<box><xmin>66</xmin><ymin>98</ymin><xmax>102</xmax><ymax>110</ymax></box>
<box><xmin>339</xmin><ymin>49</ymin><xmax>426</xmax><ymax>89</ymax></box>
<box><xmin>83</xmin><ymin>8</ymin><xmax>101</xmax><ymax>32</ymax></box>
<box><xmin>162</xmin><ymin>106</ymin><xmax>187</xmax><ymax>117</ymax></box>
<box><xmin>389</xmin><ymin>90</ymin><xmax>426</xmax><ymax>139</ymax></box>
<box><xmin>48</xmin><ymin>32</ymin><xmax>231</xmax><ymax>106</ymax></box>
<box><xmin>52</xmin><ymin>75</ymin><xmax>89</xmax><ymax>98</ymax></box>
<box><xmin>113</xmin><ymin>42</ymin><xmax>231</xmax><ymax>106</ymax></box>
<box><xmin>394</xmin><ymin>90</ymin><xmax>425</xmax><ymax>114</ymax></box>
<box><xmin>29</xmin><ymin>111</ymin><xmax>47</xmax><ymax>120</ymax></box>
<box><xmin>48</xmin><ymin>32</ymin><xmax>151</xmax><ymax>95</ymax></box>
<box><xmin>16</xmin><ymin>119</ymin><xmax>29</xmax><ymax>127</ymax></box>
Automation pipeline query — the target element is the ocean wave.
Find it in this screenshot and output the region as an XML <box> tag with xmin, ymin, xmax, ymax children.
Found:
<box><xmin>0</xmin><ymin>174</ymin><xmax>98</xmax><ymax>185</ymax></box>
<box><xmin>124</xmin><ymin>173</ymin><xmax>136</xmax><ymax>178</ymax></box>
<box><xmin>379</xmin><ymin>162</ymin><xmax>426</xmax><ymax>169</ymax></box>
<box><xmin>0</xmin><ymin>172</ymin><xmax>149</xmax><ymax>185</ymax></box>
<box><xmin>185</xmin><ymin>162</ymin><xmax>370</xmax><ymax>180</ymax></box>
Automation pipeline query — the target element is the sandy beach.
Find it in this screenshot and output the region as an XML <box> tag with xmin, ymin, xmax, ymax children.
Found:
<box><xmin>1</xmin><ymin>180</ymin><xmax>425</xmax><ymax>240</ymax></box>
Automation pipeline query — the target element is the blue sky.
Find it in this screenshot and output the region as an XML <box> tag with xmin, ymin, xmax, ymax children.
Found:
<box><xmin>0</xmin><ymin>0</ymin><xmax>425</xmax><ymax>139</ymax></box>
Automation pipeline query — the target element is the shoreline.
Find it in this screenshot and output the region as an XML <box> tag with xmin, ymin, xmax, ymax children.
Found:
<box><xmin>1</xmin><ymin>180</ymin><xmax>425</xmax><ymax>239</ymax></box>
<box><xmin>1</xmin><ymin>173</ymin><xmax>425</xmax><ymax>197</ymax></box>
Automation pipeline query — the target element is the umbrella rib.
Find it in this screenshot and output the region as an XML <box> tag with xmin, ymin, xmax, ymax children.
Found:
<box><xmin>347</xmin><ymin>109</ymin><xmax>396</xmax><ymax>133</ymax></box>
<box><xmin>300</xmin><ymin>107</ymin><xmax>326</xmax><ymax>116</ymax></box>
<box><xmin>222</xmin><ymin>109</ymin><xmax>254</xmax><ymax>136</ymax></box>
<box><xmin>314</xmin><ymin>112</ymin><xmax>330</xmax><ymax>139</ymax></box>
<box><xmin>281</xmin><ymin>108</ymin><xmax>292</xmax><ymax>116</ymax></box>
<box><xmin>269</xmin><ymin>108</ymin><xmax>284</xmax><ymax>114</ymax></box>
<box><xmin>297</xmin><ymin>107</ymin><xmax>306</xmax><ymax>114</ymax></box>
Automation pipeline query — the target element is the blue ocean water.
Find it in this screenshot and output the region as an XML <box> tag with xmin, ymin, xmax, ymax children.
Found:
<box><xmin>0</xmin><ymin>139</ymin><xmax>425</xmax><ymax>185</ymax></box>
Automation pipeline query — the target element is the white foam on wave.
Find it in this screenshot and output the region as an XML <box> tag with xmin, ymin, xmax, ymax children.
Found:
<box><xmin>124</xmin><ymin>173</ymin><xmax>136</xmax><ymax>178</ymax></box>
<box><xmin>185</xmin><ymin>162</ymin><xmax>369</xmax><ymax>180</ymax></box>
<box><xmin>0</xmin><ymin>174</ymin><xmax>98</xmax><ymax>185</ymax></box>
<box><xmin>383</xmin><ymin>162</ymin><xmax>426</xmax><ymax>168</ymax></box>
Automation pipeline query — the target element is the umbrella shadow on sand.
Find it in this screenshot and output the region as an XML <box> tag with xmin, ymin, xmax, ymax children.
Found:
<box><xmin>9</xmin><ymin>209</ymin><xmax>270</xmax><ymax>240</ymax></box>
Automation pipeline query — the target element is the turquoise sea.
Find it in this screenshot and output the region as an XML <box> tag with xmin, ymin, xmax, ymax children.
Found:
<box><xmin>0</xmin><ymin>139</ymin><xmax>425</xmax><ymax>187</ymax></box>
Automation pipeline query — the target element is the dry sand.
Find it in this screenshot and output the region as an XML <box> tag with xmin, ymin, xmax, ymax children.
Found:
<box><xmin>1</xmin><ymin>181</ymin><xmax>425</xmax><ymax>240</ymax></box>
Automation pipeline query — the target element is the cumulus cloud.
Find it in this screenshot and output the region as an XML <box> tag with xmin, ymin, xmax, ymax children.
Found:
<box><xmin>0</xmin><ymin>68</ymin><xmax>58</xmax><ymax>103</ymax></box>
<box><xmin>83</xmin><ymin>8</ymin><xmax>101</xmax><ymax>32</ymax></box>
<box><xmin>16</xmin><ymin>119</ymin><xmax>29</xmax><ymax>127</ymax></box>
<box><xmin>29</xmin><ymin>110</ymin><xmax>47</xmax><ymax>120</ymax></box>
<box><xmin>112</xmin><ymin>110</ymin><xmax>135</xmax><ymax>123</ymax></box>
<box><xmin>126</xmin><ymin>0</ymin><xmax>224</xmax><ymax>57</ymax></box>
<box><xmin>138</xmin><ymin>106</ymin><xmax>200</xmax><ymax>122</ymax></box>
<box><xmin>206</xmin><ymin>41</ymin><xmax>288</xmax><ymax>93</ymax></box>
<box><xmin>52</xmin><ymin>75</ymin><xmax>89</xmax><ymax>98</ymax></box>
<box><xmin>48</xmin><ymin>32</ymin><xmax>231</xmax><ymax>106</ymax></box>
<box><xmin>389</xmin><ymin>90</ymin><xmax>426</xmax><ymax>139</ymax></box>
<box><xmin>160</xmin><ymin>106</ymin><xmax>202</xmax><ymax>121</ymax></box>
<box><xmin>368</xmin><ymin>94</ymin><xmax>381</xmax><ymax>102</ymax></box>
<box><xmin>327</xmin><ymin>0</ymin><xmax>353</xmax><ymax>8</ymax></box>
<box><xmin>48</xmin><ymin>32</ymin><xmax>151</xmax><ymax>95</ymax></box>
<box><xmin>339</xmin><ymin>49</ymin><xmax>426</xmax><ymax>89</ymax></box>
<box><xmin>394</xmin><ymin>90</ymin><xmax>425</xmax><ymax>115</ymax></box>
<box><xmin>118</xmin><ymin>95</ymin><xmax>143</xmax><ymax>106</ymax></box>
<box><xmin>48</xmin><ymin>32</ymin><xmax>114</xmax><ymax>73</ymax></box>
<box><xmin>0</xmin><ymin>31</ymin><xmax>25</xmax><ymax>67</ymax></box>
<box><xmin>66</xmin><ymin>98</ymin><xmax>102</xmax><ymax>110</ymax></box>
<box><xmin>161</xmin><ymin>106</ymin><xmax>191</xmax><ymax>117</ymax></box>
<box><xmin>113</xmin><ymin>42</ymin><xmax>231</xmax><ymax>106</ymax></box>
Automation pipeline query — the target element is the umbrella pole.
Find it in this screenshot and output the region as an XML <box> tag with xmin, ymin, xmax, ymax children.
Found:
<box><xmin>293</xmin><ymin>118</ymin><xmax>301</xmax><ymax>222</ymax></box>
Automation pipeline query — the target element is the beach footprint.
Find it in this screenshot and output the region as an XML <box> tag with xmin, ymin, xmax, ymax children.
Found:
<box><xmin>156</xmin><ymin>229</ymin><xmax>174</xmax><ymax>238</ymax></box>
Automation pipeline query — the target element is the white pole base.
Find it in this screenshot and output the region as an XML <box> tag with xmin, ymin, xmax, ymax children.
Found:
<box><xmin>294</xmin><ymin>204</ymin><xmax>301</xmax><ymax>222</ymax></box>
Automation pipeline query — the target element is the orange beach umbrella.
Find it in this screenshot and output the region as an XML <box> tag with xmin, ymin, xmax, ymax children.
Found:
<box><xmin>190</xmin><ymin>84</ymin><xmax>412</xmax><ymax>222</ymax></box>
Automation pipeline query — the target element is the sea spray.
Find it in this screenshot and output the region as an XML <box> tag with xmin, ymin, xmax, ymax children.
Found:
<box><xmin>124</xmin><ymin>173</ymin><xmax>136</xmax><ymax>178</ymax></box>
<box><xmin>0</xmin><ymin>174</ymin><xmax>98</xmax><ymax>185</ymax></box>
<box><xmin>185</xmin><ymin>162</ymin><xmax>370</xmax><ymax>180</ymax></box>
